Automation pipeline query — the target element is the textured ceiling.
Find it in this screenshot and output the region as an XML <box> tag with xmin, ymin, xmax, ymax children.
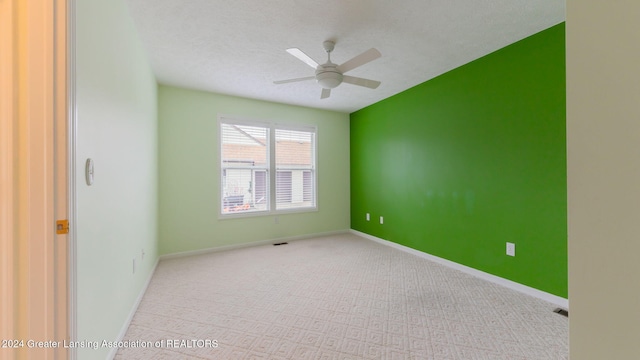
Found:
<box><xmin>126</xmin><ymin>0</ymin><xmax>565</xmax><ymax>113</ymax></box>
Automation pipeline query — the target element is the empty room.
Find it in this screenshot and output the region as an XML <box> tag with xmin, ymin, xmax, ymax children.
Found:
<box><xmin>4</xmin><ymin>0</ymin><xmax>640</xmax><ymax>359</ymax></box>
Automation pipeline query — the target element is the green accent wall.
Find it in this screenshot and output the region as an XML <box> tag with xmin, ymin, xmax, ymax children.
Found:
<box><xmin>350</xmin><ymin>23</ymin><xmax>567</xmax><ymax>297</ymax></box>
<box><xmin>158</xmin><ymin>85</ymin><xmax>350</xmax><ymax>255</ymax></box>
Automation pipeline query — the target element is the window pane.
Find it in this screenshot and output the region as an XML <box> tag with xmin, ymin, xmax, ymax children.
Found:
<box><xmin>221</xmin><ymin>124</ymin><xmax>268</xmax><ymax>167</ymax></box>
<box><xmin>254</xmin><ymin>170</ymin><xmax>268</xmax><ymax>209</ymax></box>
<box><xmin>303</xmin><ymin>171</ymin><xmax>312</xmax><ymax>202</ymax></box>
<box><xmin>221</xmin><ymin>123</ymin><xmax>269</xmax><ymax>213</ymax></box>
<box><xmin>275</xmin><ymin>129</ymin><xmax>315</xmax><ymax>210</ymax></box>
<box><xmin>276</xmin><ymin>171</ymin><xmax>292</xmax><ymax>205</ymax></box>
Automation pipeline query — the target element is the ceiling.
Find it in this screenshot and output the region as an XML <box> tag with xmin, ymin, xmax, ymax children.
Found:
<box><xmin>125</xmin><ymin>0</ymin><xmax>565</xmax><ymax>113</ymax></box>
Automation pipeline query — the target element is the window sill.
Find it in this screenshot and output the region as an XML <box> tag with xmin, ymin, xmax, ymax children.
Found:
<box><xmin>218</xmin><ymin>207</ymin><xmax>318</xmax><ymax>220</ymax></box>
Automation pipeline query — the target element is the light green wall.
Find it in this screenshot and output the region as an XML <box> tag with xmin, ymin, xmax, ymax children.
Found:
<box><xmin>158</xmin><ymin>85</ymin><xmax>350</xmax><ymax>255</ymax></box>
<box><xmin>76</xmin><ymin>0</ymin><xmax>158</xmax><ymax>359</ymax></box>
<box><xmin>351</xmin><ymin>24</ymin><xmax>567</xmax><ymax>297</ymax></box>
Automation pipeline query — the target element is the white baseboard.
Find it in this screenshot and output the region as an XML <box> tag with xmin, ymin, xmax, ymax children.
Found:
<box><xmin>159</xmin><ymin>229</ymin><xmax>350</xmax><ymax>260</ymax></box>
<box><xmin>351</xmin><ymin>229</ymin><xmax>569</xmax><ymax>309</ymax></box>
<box><xmin>106</xmin><ymin>258</ymin><xmax>160</xmax><ymax>360</ymax></box>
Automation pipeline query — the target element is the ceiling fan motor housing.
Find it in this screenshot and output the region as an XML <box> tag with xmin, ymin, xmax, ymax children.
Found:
<box><xmin>315</xmin><ymin>64</ymin><xmax>343</xmax><ymax>89</ymax></box>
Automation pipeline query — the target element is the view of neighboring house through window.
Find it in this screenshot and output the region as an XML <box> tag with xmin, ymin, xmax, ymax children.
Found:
<box><xmin>220</xmin><ymin>118</ymin><xmax>316</xmax><ymax>215</ymax></box>
<box><xmin>221</xmin><ymin>123</ymin><xmax>269</xmax><ymax>213</ymax></box>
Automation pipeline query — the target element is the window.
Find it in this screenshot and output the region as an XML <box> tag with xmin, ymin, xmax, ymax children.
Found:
<box><xmin>220</xmin><ymin>123</ymin><xmax>269</xmax><ymax>214</ymax></box>
<box><xmin>220</xmin><ymin>118</ymin><xmax>316</xmax><ymax>216</ymax></box>
<box><xmin>275</xmin><ymin>128</ymin><xmax>315</xmax><ymax>210</ymax></box>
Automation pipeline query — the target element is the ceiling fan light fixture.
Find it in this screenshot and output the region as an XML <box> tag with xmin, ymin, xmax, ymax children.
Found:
<box><xmin>316</xmin><ymin>70</ymin><xmax>343</xmax><ymax>89</ymax></box>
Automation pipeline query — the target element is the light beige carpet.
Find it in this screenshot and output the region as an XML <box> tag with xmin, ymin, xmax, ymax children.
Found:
<box><xmin>115</xmin><ymin>233</ymin><xmax>568</xmax><ymax>359</ymax></box>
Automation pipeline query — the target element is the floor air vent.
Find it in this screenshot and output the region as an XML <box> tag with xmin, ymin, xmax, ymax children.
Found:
<box><xmin>273</xmin><ymin>242</ymin><xmax>288</xmax><ymax>246</ymax></box>
<box><xmin>553</xmin><ymin>308</ymin><xmax>568</xmax><ymax>317</ymax></box>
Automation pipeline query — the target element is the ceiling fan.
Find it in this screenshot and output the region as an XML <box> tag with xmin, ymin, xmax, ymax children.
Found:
<box><xmin>274</xmin><ymin>40</ymin><xmax>381</xmax><ymax>99</ymax></box>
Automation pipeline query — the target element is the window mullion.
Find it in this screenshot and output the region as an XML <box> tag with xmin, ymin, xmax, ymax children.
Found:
<box><xmin>269</xmin><ymin>125</ymin><xmax>276</xmax><ymax>212</ymax></box>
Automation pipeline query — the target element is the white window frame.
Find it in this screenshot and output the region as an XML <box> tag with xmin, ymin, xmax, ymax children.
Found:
<box><xmin>219</xmin><ymin>115</ymin><xmax>318</xmax><ymax>218</ymax></box>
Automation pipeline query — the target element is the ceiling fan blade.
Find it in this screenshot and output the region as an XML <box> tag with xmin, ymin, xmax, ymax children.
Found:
<box><xmin>286</xmin><ymin>48</ymin><xmax>319</xmax><ymax>69</ymax></box>
<box><xmin>337</xmin><ymin>48</ymin><xmax>381</xmax><ymax>73</ymax></box>
<box><xmin>342</xmin><ymin>75</ymin><xmax>381</xmax><ymax>89</ymax></box>
<box><xmin>273</xmin><ymin>76</ymin><xmax>315</xmax><ymax>85</ymax></box>
<box><xmin>320</xmin><ymin>88</ymin><xmax>331</xmax><ymax>99</ymax></box>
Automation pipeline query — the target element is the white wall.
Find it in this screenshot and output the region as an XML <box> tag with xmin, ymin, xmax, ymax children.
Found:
<box><xmin>567</xmin><ymin>0</ymin><xmax>640</xmax><ymax>358</ymax></box>
<box><xmin>76</xmin><ymin>0</ymin><xmax>158</xmax><ymax>358</ymax></box>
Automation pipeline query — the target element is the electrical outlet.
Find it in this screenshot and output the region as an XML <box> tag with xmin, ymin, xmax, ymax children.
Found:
<box><xmin>380</xmin><ymin>216</ymin><xmax>384</xmax><ymax>224</ymax></box>
<box><xmin>506</xmin><ymin>242</ymin><xmax>515</xmax><ymax>257</ymax></box>
<box><xmin>366</xmin><ymin>213</ymin><xmax>370</xmax><ymax>221</ymax></box>
<box><xmin>133</xmin><ymin>258</ymin><xmax>136</xmax><ymax>273</ymax></box>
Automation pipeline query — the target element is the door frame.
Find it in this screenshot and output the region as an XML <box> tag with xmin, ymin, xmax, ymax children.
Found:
<box><xmin>0</xmin><ymin>0</ymin><xmax>75</xmax><ymax>358</ymax></box>
<box><xmin>66</xmin><ymin>0</ymin><xmax>78</xmax><ymax>358</ymax></box>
